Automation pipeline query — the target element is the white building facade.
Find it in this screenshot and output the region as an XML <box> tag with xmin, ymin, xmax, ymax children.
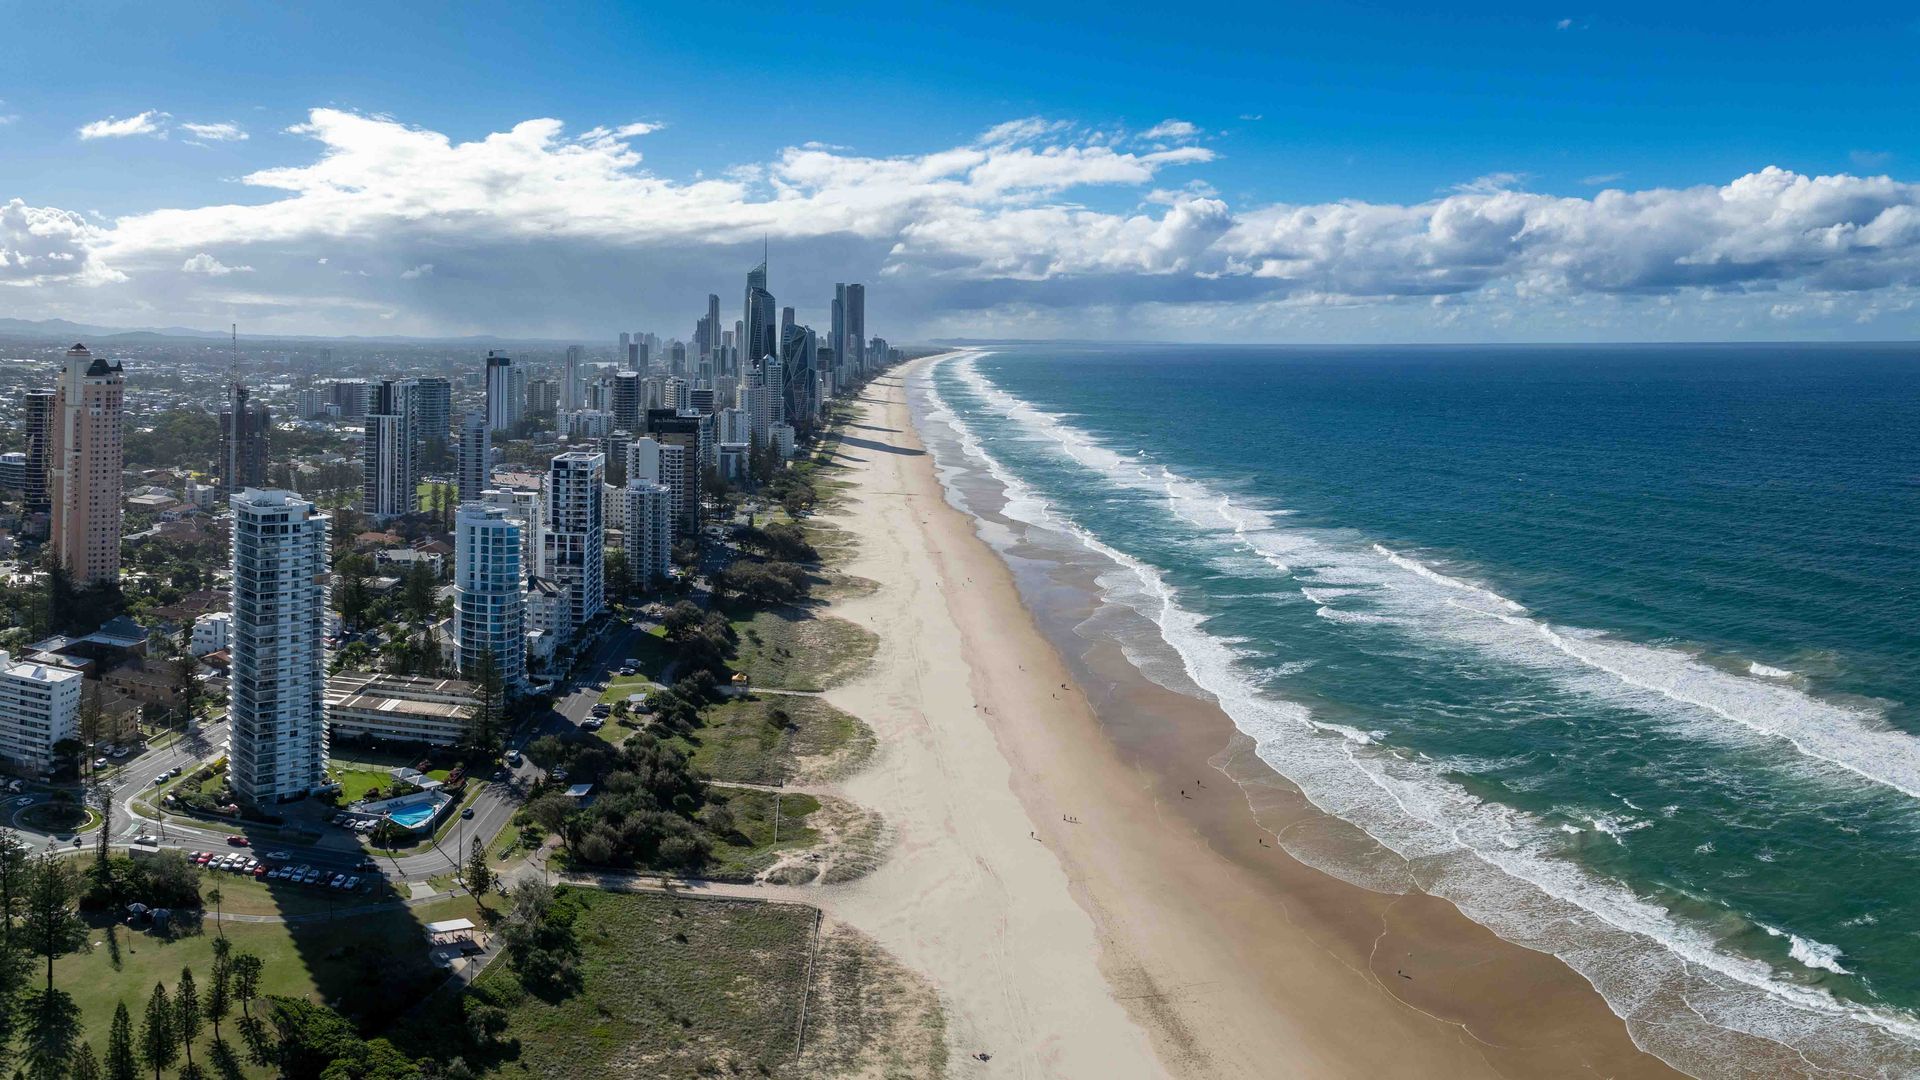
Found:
<box><xmin>542</xmin><ymin>452</ymin><xmax>605</xmax><ymax>641</ymax></box>
<box><xmin>0</xmin><ymin>652</ymin><xmax>80</xmax><ymax>772</ymax></box>
<box><xmin>229</xmin><ymin>489</ymin><xmax>331</xmax><ymax>804</ymax></box>
<box><xmin>621</xmin><ymin>481</ymin><xmax>674</xmax><ymax>593</ymax></box>
<box><xmin>453</xmin><ymin>503</ymin><xmax>526</xmax><ymax>693</ymax></box>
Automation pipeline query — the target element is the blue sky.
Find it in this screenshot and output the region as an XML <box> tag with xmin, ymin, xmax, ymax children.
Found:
<box><xmin>2</xmin><ymin>1</ymin><xmax>1917</xmax><ymax>341</ymax></box>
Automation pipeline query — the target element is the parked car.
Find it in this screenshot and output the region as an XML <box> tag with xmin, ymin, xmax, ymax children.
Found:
<box><xmin>253</xmin><ymin>864</ymin><xmax>268</xmax><ymax>877</ymax></box>
<box><xmin>505</xmin><ymin>750</ymin><xmax>522</xmax><ymax>766</ymax></box>
<box><xmin>357</xmin><ymin>857</ymin><xmax>379</xmax><ymax>871</ymax></box>
<box><xmin>91</xmin><ymin>757</ymin><xmax>107</xmax><ymax>770</ymax></box>
<box><xmin>264</xmin><ymin>850</ymin><xmax>290</xmax><ymax>860</ymax></box>
<box><xmin>226</xmin><ymin>835</ymin><xmax>249</xmax><ymax>846</ymax></box>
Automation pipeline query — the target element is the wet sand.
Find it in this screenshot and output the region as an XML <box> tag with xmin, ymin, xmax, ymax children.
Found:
<box><xmin>812</xmin><ymin>358</ymin><xmax>1687</xmax><ymax>1078</ymax></box>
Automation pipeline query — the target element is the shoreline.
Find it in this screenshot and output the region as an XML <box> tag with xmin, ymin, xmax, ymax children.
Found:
<box><xmin>807</xmin><ymin>356</ymin><xmax>1686</xmax><ymax>1077</ymax></box>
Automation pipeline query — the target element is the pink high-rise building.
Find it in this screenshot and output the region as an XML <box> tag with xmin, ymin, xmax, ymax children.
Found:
<box><xmin>48</xmin><ymin>344</ymin><xmax>124</xmax><ymax>585</ymax></box>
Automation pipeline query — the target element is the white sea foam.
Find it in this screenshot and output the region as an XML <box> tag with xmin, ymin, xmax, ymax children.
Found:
<box><xmin>914</xmin><ymin>352</ymin><xmax>1920</xmax><ymax>1078</ymax></box>
<box><xmin>1752</xmin><ymin>661</ymin><xmax>1795</xmax><ymax>679</ymax></box>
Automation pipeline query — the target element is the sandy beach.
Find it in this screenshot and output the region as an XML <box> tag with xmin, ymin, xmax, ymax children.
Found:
<box><xmin>805</xmin><ymin>356</ymin><xmax>1686</xmax><ymax>1078</ymax></box>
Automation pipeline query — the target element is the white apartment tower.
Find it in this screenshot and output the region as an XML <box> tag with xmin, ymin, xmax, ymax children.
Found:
<box><xmin>457</xmin><ymin>410</ymin><xmax>490</xmax><ymax>504</ymax></box>
<box><xmin>0</xmin><ymin>651</ymin><xmax>81</xmax><ymax>772</ymax></box>
<box><xmin>362</xmin><ymin>378</ymin><xmax>419</xmax><ymax>520</ymax></box>
<box><xmin>485</xmin><ymin>352</ymin><xmax>519</xmax><ymax>432</ymax></box>
<box><xmin>454</xmin><ymin>503</ymin><xmax>526</xmax><ymax>693</ymax></box>
<box><xmin>542</xmin><ymin>452</ymin><xmax>605</xmax><ymax>640</ymax></box>
<box><xmin>229</xmin><ymin>489</ymin><xmax>330</xmax><ymax>805</ymax></box>
<box><xmin>621</xmin><ymin>481</ymin><xmax>674</xmax><ymax>593</ymax></box>
<box><xmin>628</xmin><ymin>437</ymin><xmax>688</xmax><ymax>534</ymax></box>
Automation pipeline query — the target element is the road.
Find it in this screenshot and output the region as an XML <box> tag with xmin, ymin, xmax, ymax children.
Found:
<box><xmin>5</xmin><ymin>615</ymin><xmax>659</xmax><ymax>888</ymax></box>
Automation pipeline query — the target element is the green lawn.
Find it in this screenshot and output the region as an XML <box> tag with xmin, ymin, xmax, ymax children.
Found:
<box><xmin>596</xmin><ymin>675</ymin><xmax>657</xmax><ymax>706</ymax></box>
<box><xmin>60</xmin><ymin>894</ymin><xmax>481</xmax><ymax>1076</ymax></box>
<box><xmin>725</xmin><ymin>606</ymin><xmax>877</xmax><ymax>692</ymax></box>
<box><xmin>332</xmin><ymin>767</ymin><xmax>393</xmax><ymax>804</ymax></box>
<box><xmin>670</xmin><ymin>695</ymin><xmax>874</xmax><ymax>786</ymax></box>
<box><xmin>455</xmin><ymin>889</ymin><xmax>818</xmax><ymax>1079</ymax></box>
<box><xmin>701</xmin><ymin>788</ymin><xmax>820</xmax><ymax>883</ymax></box>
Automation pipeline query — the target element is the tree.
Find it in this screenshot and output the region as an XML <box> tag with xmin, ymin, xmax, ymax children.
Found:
<box><xmin>106</xmin><ymin>1001</ymin><xmax>138</xmax><ymax>1080</ymax></box>
<box><xmin>230</xmin><ymin>952</ymin><xmax>264</xmax><ymax>1021</ymax></box>
<box><xmin>21</xmin><ymin>986</ymin><xmax>80</xmax><ymax>1080</ymax></box>
<box><xmin>206</xmin><ymin>939</ymin><xmax>232</xmax><ymax>1045</ymax></box>
<box><xmin>21</xmin><ymin>853</ymin><xmax>86</xmax><ymax>994</ymax></box>
<box><xmin>69</xmin><ymin>1042</ymin><xmax>101</xmax><ymax>1080</ymax></box>
<box><xmin>139</xmin><ymin>982</ymin><xmax>176</xmax><ymax>1080</ymax></box>
<box><xmin>603</xmin><ymin>548</ymin><xmax>632</xmax><ymax>601</ymax></box>
<box><xmin>175</xmin><ymin>967</ymin><xmax>202</xmax><ymax>1071</ymax></box>
<box><xmin>401</xmin><ymin>561</ymin><xmax>437</xmax><ymax>624</ymax></box>
<box><xmin>205</xmin><ymin>885</ymin><xmax>223</xmax><ymax>929</ymax></box>
<box><xmin>464</xmin><ymin>837</ymin><xmax>491</xmax><ymax>902</ymax></box>
<box><xmin>464</xmin><ymin>650</ymin><xmax>504</xmax><ymax>755</ymax></box>
<box><xmin>261</xmin><ymin>996</ymin><xmax>362</xmax><ymax>1080</ymax></box>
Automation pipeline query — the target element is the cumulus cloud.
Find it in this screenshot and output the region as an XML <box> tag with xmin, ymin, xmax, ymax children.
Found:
<box><xmin>1140</xmin><ymin>119</ymin><xmax>1202</xmax><ymax>142</ymax></box>
<box><xmin>180</xmin><ymin>121</ymin><xmax>247</xmax><ymax>142</ymax></box>
<box><xmin>180</xmin><ymin>252</ymin><xmax>251</xmax><ymax>275</ymax></box>
<box><xmin>78</xmin><ymin>110</ymin><xmax>168</xmax><ymax>140</ymax></box>
<box><xmin>0</xmin><ymin>199</ymin><xmax>122</xmax><ymax>285</ymax></box>
<box><xmin>5</xmin><ymin>107</ymin><xmax>1920</xmax><ymax>340</ymax></box>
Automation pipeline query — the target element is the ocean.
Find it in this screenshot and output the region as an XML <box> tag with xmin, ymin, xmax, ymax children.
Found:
<box><xmin>911</xmin><ymin>343</ymin><xmax>1920</xmax><ymax>1078</ymax></box>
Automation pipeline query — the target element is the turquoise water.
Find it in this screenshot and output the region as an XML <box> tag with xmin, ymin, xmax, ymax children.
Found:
<box><xmin>388</xmin><ymin>802</ymin><xmax>438</xmax><ymax>829</ymax></box>
<box><xmin>918</xmin><ymin>344</ymin><xmax>1920</xmax><ymax>1076</ymax></box>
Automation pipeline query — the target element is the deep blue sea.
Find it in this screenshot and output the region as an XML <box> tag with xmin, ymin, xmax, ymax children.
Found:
<box><xmin>917</xmin><ymin>343</ymin><xmax>1920</xmax><ymax>1077</ymax></box>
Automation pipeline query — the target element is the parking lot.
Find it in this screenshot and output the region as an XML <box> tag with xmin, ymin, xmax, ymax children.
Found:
<box><xmin>188</xmin><ymin>847</ymin><xmax>377</xmax><ymax>893</ymax></box>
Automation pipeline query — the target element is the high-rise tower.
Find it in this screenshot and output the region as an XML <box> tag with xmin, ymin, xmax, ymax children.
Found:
<box><xmin>363</xmin><ymin>379</ymin><xmax>419</xmax><ymax>520</ymax></box>
<box><xmin>229</xmin><ymin>488</ymin><xmax>330</xmax><ymax>805</ymax></box>
<box><xmin>457</xmin><ymin>410</ymin><xmax>490</xmax><ymax>505</ymax></box>
<box><xmin>454</xmin><ymin>503</ymin><xmax>526</xmax><ymax>693</ymax></box>
<box><xmin>48</xmin><ymin>344</ymin><xmax>124</xmax><ymax>585</ymax></box>
<box><xmin>485</xmin><ymin>352</ymin><xmax>518</xmax><ymax>432</ymax></box>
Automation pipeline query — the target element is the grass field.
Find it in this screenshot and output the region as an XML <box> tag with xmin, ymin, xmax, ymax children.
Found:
<box><xmin>725</xmin><ymin>606</ymin><xmax>877</xmax><ymax>692</ymax></box>
<box><xmin>458</xmin><ymin>889</ymin><xmax>818</xmax><ymax>1079</ymax></box>
<box><xmin>701</xmin><ymin>788</ymin><xmax>820</xmax><ymax>883</ymax></box>
<box><xmin>595</xmin><ymin>674</ymin><xmax>656</xmax><ymax>706</ymax></box>
<box><xmin>60</xmin><ymin>893</ymin><xmax>481</xmax><ymax>1076</ymax></box>
<box><xmin>670</xmin><ymin>695</ymin><xmax>875</xmax><ymax>786</ymax></box>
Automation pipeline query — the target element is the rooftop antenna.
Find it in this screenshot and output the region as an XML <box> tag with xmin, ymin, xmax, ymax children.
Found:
<box><xmin>229</xmin><ymin>323</ymin><xmax>239</xmax><ymax>386</ymax></box>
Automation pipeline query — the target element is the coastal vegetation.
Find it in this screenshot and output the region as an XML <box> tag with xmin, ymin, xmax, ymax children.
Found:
<box><xmin>666</xmin><ymin>695</ymin><xmax>875</xmax><ymax>787</ymax></box>
<box><xmin>423</xmin><ymin>888</ymin><xmax>944</xmax><ymax>1080</ymax></box>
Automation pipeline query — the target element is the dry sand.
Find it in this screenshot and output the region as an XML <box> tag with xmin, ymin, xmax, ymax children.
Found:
<box><xmin>802</xmin><ymin>357</ymin><xmax>1685</xmax><ymax>1079</ymax></box>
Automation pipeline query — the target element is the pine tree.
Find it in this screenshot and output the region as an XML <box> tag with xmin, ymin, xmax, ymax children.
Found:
<box><xmin>465</xmin><ymin>836</ymin><xmax>492</xmax><ymax>904</ymax></box>
<box><xmin>68</xmin><ymin>1042</ymin><xmax>100</xmax><ymax>1080</ymax></box>
<box><xmin>230</xmin><ymin>952</ymin><xmax>263</xmax><ymax>1021</ymax></box>
<box><xmin>206</xmin><ymin>939</ymin><xmax>231</xmax><ymax>1045</ymax></box>
<box><xmin>105</xmin><ymin>1001</ymin><xmax>137</xmax><ymax>1080</ymax></box>
<box><xmin>174</xmin><ymin>967</ymin><xmax>201</xmax><ymax>1070</ymax></box>
<box><xmin>139</xmin><ymin>983</ymin><xmax>175</xmax><ymax>1080</ymax></box>
<box><xmin>21</xmin><ymin>852</ymin><xmax>86</xmax><ymax>995</ymax></box>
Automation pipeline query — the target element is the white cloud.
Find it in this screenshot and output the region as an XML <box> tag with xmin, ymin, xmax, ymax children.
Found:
<box><xmin>1580</xmin><ymin>172</ymin><xmax>1626</xmax><ymax>186</ymax></box>
<box><xmin>5</xmin><ymin>107</ymin><xmax>1920</xmax><ymax>340</ymax></box>
<box><xmin>78</xmin><ymin>110</ymin><xmax>168</xmax><ymax>140</ymax></box>
<box><xmin>1140</xmin><ymin>119</ymin><xmax>1202</xmax><ymax>142</ymax></box>
<box><xmin>180</xmin><ymin>252</ymin><xmax>251</xmax><ymax>275</ymax></box>
<box><xmin>1238</xmin><ymin>114</ymin><xmax>1264</xmax><ymax>122</ymax></box>
<box><xmin>180</xmin><ymin>121</ymin><xmax>247</xmax><ymax>142</ymax></box>
<box><xmin>0</xmin><ymin>199</ymin><xmax>123</xmax><ymax>285</ymax></box>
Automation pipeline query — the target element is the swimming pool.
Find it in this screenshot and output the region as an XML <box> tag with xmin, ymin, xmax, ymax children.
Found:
<box><xmin>389</xmin><ymin>802</ymin><xmax>437</xmax><ymax>829</ymax></box>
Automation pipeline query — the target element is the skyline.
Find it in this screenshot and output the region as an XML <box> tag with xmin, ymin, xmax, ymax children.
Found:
<box><xmin>3</xmin><ymin>2</ymin><xmax>1920</xmax><ymax>342</ymax></box>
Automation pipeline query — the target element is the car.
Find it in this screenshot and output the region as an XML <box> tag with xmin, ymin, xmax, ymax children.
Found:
<box><xmin>345</xmin><ymin>876</ymin><xmax>362</xmax><ymax>890</ymax></box>
<box><xmin>225</xmin><ymin>835</ymin><xmax>249</xmax><ymax>846</ymax></box>
<box><xmin>551</xmin><ymin>767</ymin><xmax>567</xmax><ymax>781</ymax></box>
<box><xmin>193</xmin><ymin>853</ymin><xmax>212</xmax><ymax>865</ymax></box>
<box><xmin>357</xmin><ymin>858</ymin><xmax>379</xmax><ymax>871</ymax></box>
<box><xmin>152</xmin><ymin>775</ymin><xmax>167</xmax><ymax>786</ymax></box>
<box><xmin>304</xmin><ymin>871</ymin><xmax>321</xmax><ymax>885</ymax></box>
<box><xmin>91</xmin><ymin>757</ymin><xmax>107</xmax><ymax>770</ymax></box>
<box><xmin>264</xmin><ymin>850</ymin><xmax>290</xmax><ymax>860</ymax></box>
<box><xmin>253</xmin><ymin>865</ymin><xmax>268</xmax><ymax>877</ymax></box>
<box><xmin>330</xmin><ymin>875</ymin><xmax>347</xmax><ymax>889</ymax></box>
<box><xmin>504</xmin><ymin>750</ymin><xmax>521</xmax><ymax>766</ymax></box>
<box><xmin>460</xmin><ymin>807</ymin><xmax>475</xmax><ymax>819</ymax></box>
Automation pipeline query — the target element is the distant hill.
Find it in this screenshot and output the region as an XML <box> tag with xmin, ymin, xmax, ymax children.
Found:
<box><xmin>0</xmin><ymin>316</ymin><xmax>581</xmax><ymax>346</ymax></box>
<box><xmin>0</xmin><ymin>317</ymin><xmax>226</xmax><ymax>341</ymax></box>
